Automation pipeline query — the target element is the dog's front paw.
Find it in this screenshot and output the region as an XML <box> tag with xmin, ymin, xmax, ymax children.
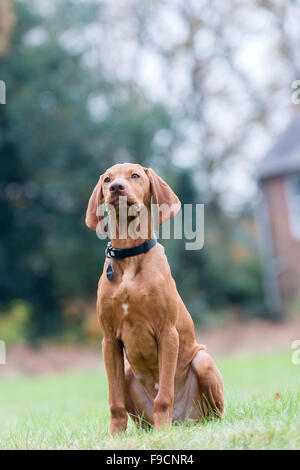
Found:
<box><xmin>153</xmin><ymin>396</ymin><xmax>173</xmax><ymax>428</ymax></box>
<box><xmin>110</xmin><ymin>414</ymin><xmax>128</xmax><ymax>435</ymax></box>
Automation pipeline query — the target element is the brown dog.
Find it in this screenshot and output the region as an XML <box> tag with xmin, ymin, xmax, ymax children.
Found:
<box><xmin>86</xmin><ymin>163</ymin><xmax>224</xmax><ymax>434</ymax></box>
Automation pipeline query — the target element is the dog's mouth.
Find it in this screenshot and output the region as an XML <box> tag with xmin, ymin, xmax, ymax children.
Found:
<box><xmin>106</xmin><ymin>197</ymin><xmax>137</xmax><ymax>210</ymax></box>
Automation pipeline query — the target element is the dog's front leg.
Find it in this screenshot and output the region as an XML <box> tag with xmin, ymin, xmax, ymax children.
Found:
<box><xmin>102</xmin><ymin>336</ymin><xmax>128</xmax><ymax>434</ymax></box>
<box><xmin>154</xmin><ymin>326</ymin><xmax>179</xmax><ymax>428</ymax></box>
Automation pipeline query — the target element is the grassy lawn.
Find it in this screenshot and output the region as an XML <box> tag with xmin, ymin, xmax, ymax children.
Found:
<box><xmin>0</xmin><ymin>350</ymin><xmax>299</xmax><ymax>450</ymax></box>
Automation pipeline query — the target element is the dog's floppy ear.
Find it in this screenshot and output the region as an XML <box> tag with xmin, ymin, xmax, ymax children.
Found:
<box><xmin>145</xmin><ymin>168</ymin><xmax>181</xmax><ymax>226</ymax></box>
<box><xmin>85</xmin><ymin>175</ymin><xmax>104</xmax><ymax>231</ymax></box>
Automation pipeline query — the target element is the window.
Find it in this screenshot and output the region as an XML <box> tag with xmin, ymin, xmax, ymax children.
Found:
<box><xmin>286</xmin><ymin>174</ymin><xmax>300</xmax><ymax>240</ymax></box>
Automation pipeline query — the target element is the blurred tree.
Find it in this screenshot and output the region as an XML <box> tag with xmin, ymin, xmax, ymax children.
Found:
<box><xmin>0</xmin><ymin>0</ymin><xmax>15</xmax><ymax>57</ymax></box>
<box><xmin>163</xmin><ymin>169</ymin><xmax>264</xmax><ymax>324</ymax></box>
<box><xmin>0</xmin><ymin>0</ymin><xmax>174</xmax><ymax>339</ymax></box>
<box><xmin>98</xmin><ymin>0</ymin><xmax>300</xmax><ymax>208</ymax></box>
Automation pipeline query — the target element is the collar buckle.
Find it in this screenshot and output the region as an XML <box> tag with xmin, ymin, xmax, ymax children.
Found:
<box><xmin>105</xmin><ymin>242</ymin><xmax>115</xmax><ymax>259</ymax></box>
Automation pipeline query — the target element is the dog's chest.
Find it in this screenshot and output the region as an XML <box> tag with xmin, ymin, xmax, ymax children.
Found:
<box><xmin>101</xmin><ymin>267</ymin><xmax>149</xmax><ymax>316</ymax></box>
<box><xmin>100</xmin><ymin>267</ymin><xmax>162</xmax><ymax>337</ymax></box>
<box><xmin>100</xmin><ymin>273</ymin><xmax>158</xmax><ymax>368</ymax></box>
<box><xmin>99</xmin><ymin>254</ymin><xmax>174</xmax><ymax>341</ymax></box>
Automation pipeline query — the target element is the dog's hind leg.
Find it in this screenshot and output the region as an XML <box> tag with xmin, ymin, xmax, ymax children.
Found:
<box><xmin>190</xmin><ymin>350</ymin><xmax>224</xmax><ymax>420</ymax></box>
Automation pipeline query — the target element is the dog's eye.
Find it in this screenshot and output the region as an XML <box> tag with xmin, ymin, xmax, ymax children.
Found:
<box><xmin>104</xmin><ymin>177</ymin><xmax>111</xmax><ymax>183</ymax></box>
<box><xmin>131</xmin><ymin>173</ymin><xmax>140</xmax><ymax>179</ymax></box>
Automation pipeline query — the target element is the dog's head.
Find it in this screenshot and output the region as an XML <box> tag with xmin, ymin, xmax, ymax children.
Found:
<box><xmin>85</xmin><ymin>163</ymin><xmax>181</xmax><ymax>233</ymax></box>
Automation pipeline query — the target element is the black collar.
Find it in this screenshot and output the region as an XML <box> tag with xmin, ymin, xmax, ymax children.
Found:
<box><xmin>105</xmin><ymin>236</ymin><xmax>157</xmax><ymax>259</ymax></box>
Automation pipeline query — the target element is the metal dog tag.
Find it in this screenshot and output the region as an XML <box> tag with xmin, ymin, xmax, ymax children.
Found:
<box><xmin>106</xmin><ymin>263</ymin><xmax>114</xmax><ymax>281</ymax></box>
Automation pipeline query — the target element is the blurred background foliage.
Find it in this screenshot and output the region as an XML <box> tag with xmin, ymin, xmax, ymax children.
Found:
<box><xmin>2</xmin><ymin>0</ymin><xmax>294</xmax><ymax>343</ymax></box>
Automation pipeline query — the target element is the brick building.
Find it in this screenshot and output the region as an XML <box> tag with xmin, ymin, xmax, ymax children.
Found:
<box><xmin>257</xmin><ymin>115</ymin><xmax>300</xmax><ymax>314</ymax></box>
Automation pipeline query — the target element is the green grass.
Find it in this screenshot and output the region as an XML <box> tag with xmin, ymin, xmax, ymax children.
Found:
<box><xmin>0</xmin><ymin>350</ymin><xmax>299</xmax><ymax>450</ymax></box>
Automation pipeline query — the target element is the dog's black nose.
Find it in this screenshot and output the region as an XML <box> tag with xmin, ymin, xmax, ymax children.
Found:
<box><xmin>108</xmin><ymin>180</ymin><xmax>126</xmax><ymax>193</ymax></box>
